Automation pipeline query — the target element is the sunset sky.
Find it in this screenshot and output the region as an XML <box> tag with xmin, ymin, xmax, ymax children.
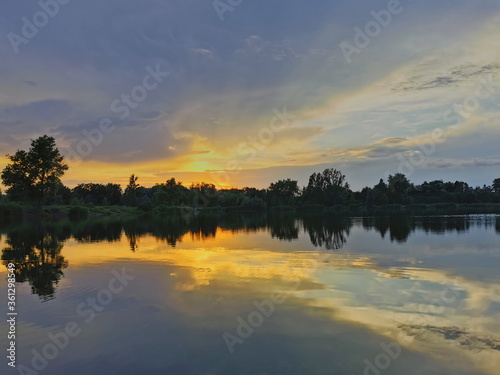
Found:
<box><xmin>1</xmin><ymin>0</ymin><xmax>500</xmax><ymax>190</ymax></box>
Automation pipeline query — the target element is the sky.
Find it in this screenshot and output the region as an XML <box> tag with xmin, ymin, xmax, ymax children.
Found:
<box><xmin>1</xmin><ymin>0</ymin><xmax>500</xmax><ymax>190</ymax></box>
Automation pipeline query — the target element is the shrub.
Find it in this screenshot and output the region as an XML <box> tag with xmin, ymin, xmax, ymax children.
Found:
<box><xmin>241</xmin><ymin>197</ymin><xmax>266</xmax><ymax>210</ymax></box>
<box><xmin>434</xmin><ymin>203</ymin><xmax>457</xmax><ymax>211</ymax></box>
<box><xmin>68</xmin><ymin>206</ymin><xmax>89</xmax><ymax>221</ymax></box>
<box><xmin>0</xmin><ymin>203</ymin><xmax>24</xmax><ymax>222</ymax></box>
<box><xmin>70</xmin><ymin>197</ymin><xmax>84</xmax><ymax>206</ymax></box>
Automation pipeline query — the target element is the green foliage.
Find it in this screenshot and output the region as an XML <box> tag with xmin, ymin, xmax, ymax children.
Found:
<box><xmin>387</xmin><ymin>173</ymin><xmax>412</xmax><ymax>204</ymax></box>
<box><xmin>0</xmin><ymin>203</ymin><xmax>24</xmax><ymax>222</ymax></box>
<box><xmin>492</xmin><ymin>178</ymin><xmax>500</xmax><ymax>193</ymax></box>
<box><xmin>70</xmin><ymin>197</ymin><xmax>84</xmax><ymax>206</ymax></box>
<box><xmin>123</xmin><ymin>174</ymin><xmax>140</xmax><ymax>206</ymax></box>
<box><xmin>68</xmin><ymin>206</ymin><xmax>89</xmax><ymax>221</ymax></box>
<box><xmin>268</xmin><ymin>178</ymin><xmax>299</xmax><ymax>206</ymax></box>
<box><xmin>2</xmin><ymin>135</ymin><xmax>500</xmax><ymax>213</ymax></box>
<box><xmin>153</xmin><ymin>205</ymin><xmax>194</xmax><ymax>216</ymax></box>
<box><xmin>1</xmin><ymin>135</ymin><xmax>68</xmax><ymax>202</ymax></box>
<box><xmin>190</xmin><ymin>182</ymin><xmax>218</xmax><ymax>207</ymax></box>
<box><xmin>217</xmin><ymin>191</ymin><xmax>244</xmax><ymax>207</ymax></box>
<box><xmin>73</xmin><ymin>183</ymin><xmax>122</xmax><ymax>206</ymax></box>
<box><xmin>241</xmin><ymin>196</ymin><xmax>266</xmax><ymax>209</ymax></box>
<box><xmin>302</xmin><ymin>168</ymin><xmax>350</xmax><ymax>206</ymax></box>
<box><xmin>152</xmin><ymin>178</ymin><xmax>191</xmax><ymax>206</ymax></box>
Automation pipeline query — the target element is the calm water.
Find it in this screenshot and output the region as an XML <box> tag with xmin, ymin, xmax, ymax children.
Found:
<box><xmin>1</xmin><ymin>213</ymin><xmax>499</xmax><ymax>375</ymax></box>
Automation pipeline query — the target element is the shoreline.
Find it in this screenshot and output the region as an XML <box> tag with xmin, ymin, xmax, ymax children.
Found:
<box><xmin>1</xmin><ymin>202</ymin><xmax>500</xmax><ymax>225</ymax></box>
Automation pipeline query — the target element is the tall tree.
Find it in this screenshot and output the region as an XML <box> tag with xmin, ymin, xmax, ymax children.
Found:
<box><xmin>268</xmin><ymin>178</ymin><xmax>299</xmax><ymax>206</ymax></box>
<box><xmin>493</xmin><ymin>178</ymin><xmax>500</xmax><ymax>193</ymax></box>
<box><xmin>123</xmin><ymin>174</ymin><xmax>140</xmax><ymax>206</ymax></box>
<box><xmin>1</xmin><ymin>135</ymin><xmax>68</xmax><ymax>202</ymax></box>
<box><xmin>303</xmin><ymin>168</ymin><xmax>350</xmax><ymax>206</ymax></box>
<box><xmin>387</xmin><ymin>173</ymin><xmax>412</xmax><ymax>204</ymax></box>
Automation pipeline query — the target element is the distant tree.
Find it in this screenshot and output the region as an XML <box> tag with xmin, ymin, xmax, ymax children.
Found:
<box><xmin>372</xmin><ymin>179</ymin><xmax>389</xmax><ymax>205</ymax></box>
<box><xmin>387</xmin><ymin>173</ymin><xmax>412</xmax><ymax>204</ymax></box>
<box><xmin>268</xmin><ymin>178</ymin><xmax>299</xmax><ymax>206</ymax></box>
<box><xmin>242</xmin><ymin>187</ymin><xmax>267</xmax><ymax>200</ymax></box>
<box><xmin>123</xmin><ymin>174</ymin><xmax>140</xmax><ymax>206</ymax></box>
<box><xmin>152</xmin><ymin>178</ymin><xmax>191</xmax><ymax>206</ymax></box>
<box><xmin>217</xmin><ymin>191</ymin><xmax>243</xmax><ymax>207</ymax></box>
<box><xmin>190</xmin><ymin>182</ymin><xmax>218</xmax><ymax>207</ymax></box>
<box><xmin>493</xmin><ymin>178</ymin><xmax>500</xmax><ymax>193</ymax></box>
<box><xmin>53</xmin><ymin>184</ymin><xmax>72</xmax><ymax>205</ymax></box>
<box><xmin>241</xmin><ymin>196</ymin><xmax>266</xmax><ymax>209</ymax></box>
<box><xmin>1</xmin><ymin>135</ymin><xmax>68</xmax><ymax>202</ymax></box>
<box><xmin>70</xmin><ymin>183</ymin><xmax>121</xmax><ymax>206</ymax></box>
<box><xmin>303</xmin><ymin>168</ymin><xmax>350</xmax><ymax>206</ymax></box>
<box><xmin>104</xmin><ymin>183</ymin><xmax>122</xmax><ymax>205</ymax></box>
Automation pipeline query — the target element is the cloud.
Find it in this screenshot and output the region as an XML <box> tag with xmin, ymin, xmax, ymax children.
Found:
<box><xmin>1</xmin><ymin>0</ymin><xmax>500</xmax><ymax>188</ymax></box>
<box><xmin>424</xmin><ymin>158</ymin><xmax>500</xmax><ymax>170</ymax></box>
<box><xmin>394</xmin><ymin>64</ymin><xmax>500</xmax><ymax>91</ymax></box>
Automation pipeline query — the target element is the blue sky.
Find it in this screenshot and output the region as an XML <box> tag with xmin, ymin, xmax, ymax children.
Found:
<box><xmin>1</xmin><ymin>0</ymin><xmax>500</xmax><ymax>189</ymax></box>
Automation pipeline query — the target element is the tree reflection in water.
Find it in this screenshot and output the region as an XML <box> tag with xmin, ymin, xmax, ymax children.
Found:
<box><xmin>1</xmin><ymin>213</ymin><xmax>495</xmax><ymax>299</ymax></box>
<box><xmin>2</xmin><ymin>226</ymin><xmax>68</xmax><ymax>300</ymax></box>
<box><xmin>300</xmin><ymin>213</ymin><xmax>351</xmax><ymax>251</ymax></box>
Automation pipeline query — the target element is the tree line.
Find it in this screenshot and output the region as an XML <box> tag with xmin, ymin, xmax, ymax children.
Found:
<box><xmin>4</xmin><ymin>212</ymin><xmax>497</xmax><ymax>299</ymax></box>
<box><xmin>2</xmin><ymin>135</ymin><xmax>500</xmax><ymax>210</ymax></box>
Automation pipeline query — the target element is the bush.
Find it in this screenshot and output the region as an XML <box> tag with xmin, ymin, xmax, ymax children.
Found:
<box><xmin>70</xmin><ymin>197</ymin><xmax>84</xmax><ymax>206</ymax></box>
<box><xmin>0</xmin><ymin>203</ymin><xmax>24</xmax><ymax>222</ymax></box>
<box><xmin>153</xmin><ymin>205</ymin><xmax>194</xmax><ymax>216</ymax></box>
<box><xmin>433</xmin><ymin>203</ymin><xmax>457</xmax><ymax>211</ymax></box>
<box><xmin>68</xmin><ymin>206</ymin><xmax>89</xmax><ymax>221</ymax></box>
<box><xmin>241</xmin><ymin>197</ymin><xmax>266</xmax><ymax>210</ymax></box>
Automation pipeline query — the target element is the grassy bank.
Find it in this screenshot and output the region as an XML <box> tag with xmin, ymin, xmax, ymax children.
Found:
<box><xmin>0</xmin><ymin>203</ymin><xmax>140</xmax><ymax>222</ymax></box>
<box><xmin>2</xmin><ymin>202</ymin><xmax>499</xmax><ymax>225</ymax></box>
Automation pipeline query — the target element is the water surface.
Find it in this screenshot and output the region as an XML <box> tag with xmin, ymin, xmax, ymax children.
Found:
<box><xmin>1</xmin><ymin>213</ymin><xmax>499</xmax><ymax>374</ymax></box>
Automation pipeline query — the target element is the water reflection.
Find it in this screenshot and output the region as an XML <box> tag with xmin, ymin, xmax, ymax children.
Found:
<box><xmin>301</xmin><ymin>213</ymin><xmax>351</xmax><ymax>250</ymax></box>
<box><xmin>1</xmin><ymin>225</ymin><xmax>68</xmax><ymax>300</ymax></box>
<box><xmin>1</xmin><ymin>213</ymin><xmax>498</xmax><ymax>299</ymax></box>
<box><xmin>268</xmin><ymin>213</ymin><xmax>300</xmax><ymax>241</ymax></box>
<box><xmin>0</xmin><ymin>213</ymin><xmax>498</xmax><ymax>375</ymax></box>
<box><xmin>359</xmin><ymin>215</ymin><xmax>491</xmax><ymax>242</ymax></box>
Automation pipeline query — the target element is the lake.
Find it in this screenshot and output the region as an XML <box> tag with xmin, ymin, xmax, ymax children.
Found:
<box><xmin>1</xmin><ymin>213</ymin><xmax>499</xmax><ymax>375</ymax></box>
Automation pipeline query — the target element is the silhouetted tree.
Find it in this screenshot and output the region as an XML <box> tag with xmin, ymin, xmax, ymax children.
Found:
<box><xmin>152</xmin><ymin>178</ymin><xmax>191</xmax><ymax>206</ymax></box>
<box><xmin>123</xmin><ymin>174</ymin><xmax>140</xmax><ymax>206</ymax></box>
<box><xmin>268</xmin><ymin>179</ymin><xmax>299</xmax><ymax>206</ymax></box>
<box><xmin>303</xmin><ymin>168</ymin><xmax>350</xmax><ymax>206</ymax></box>
<box><xmin>387</xmin><ymin>173</ymin><xmax>412</xmax><ymax>204</ymax></box>
<box><xmin>1</xmin><ymin>135</ymin><xmax>68</xmax><ymax>202</ymax></box>
<box><xmin>493</xmin><ymin>178</ymin><xmax>500</xmax><ymax>193</ymax></box>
